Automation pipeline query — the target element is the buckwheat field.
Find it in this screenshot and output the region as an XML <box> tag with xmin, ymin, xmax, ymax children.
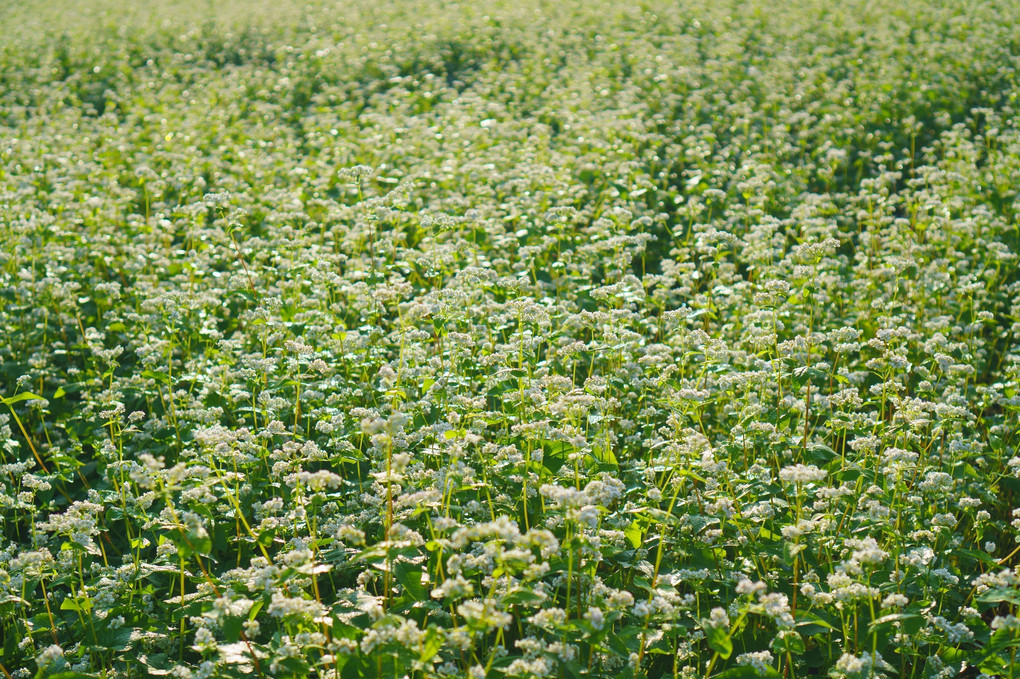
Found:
<box><xmin>3</xmin><ymin>0</ymin><xmax>1020</xmax><ymax>677</ymax></box>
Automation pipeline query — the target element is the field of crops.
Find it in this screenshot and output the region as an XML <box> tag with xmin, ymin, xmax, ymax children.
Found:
<box><xmin>2</xmin><ymin>0</ymin><xmax>1020</xmax><ymax>677</ymax></box>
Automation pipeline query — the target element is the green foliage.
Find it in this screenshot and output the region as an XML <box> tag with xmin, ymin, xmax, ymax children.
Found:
<box><xmin>1</xmin><ymin>0</ymin><xmax>1020</xmax><ymax>677</ymax></box>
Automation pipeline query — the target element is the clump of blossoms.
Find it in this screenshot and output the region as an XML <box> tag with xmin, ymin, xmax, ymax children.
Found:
<box><xmin>1</xmin><ymin>0</ymin><xmax>1020</xmax><ymax>677</ymax></box>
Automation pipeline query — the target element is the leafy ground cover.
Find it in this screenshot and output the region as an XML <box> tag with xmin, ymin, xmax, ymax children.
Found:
<box><xmin>2</xmin><ymin>0</ymin><xmax>1020</xmax><ymax>677</ymax></box>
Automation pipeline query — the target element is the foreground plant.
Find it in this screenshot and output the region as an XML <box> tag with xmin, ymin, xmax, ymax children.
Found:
<box><xmin>1</xmin><ymin>0</ymin><xmax>1020</xmax><ymax>677</ymax></box>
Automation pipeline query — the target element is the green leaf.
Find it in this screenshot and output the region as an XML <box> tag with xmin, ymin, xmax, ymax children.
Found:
<box><xmin>171</xmin><ymin>528</ymin><xmax>212</xmax><ymax>559</ymax></box>
<box><xmin>222</xmin><ymin>615</ymin><xmax>244</xmax><ymax>643</ymax></box>
<box><xmin>141</xmin><ymin>370</ymin><xmax>171</xmax><ymax>385</ymax></box>
<box><xmin>869</xmin><ymin>612</ymin><xmax>922</xmax><ymax>637</ymax></box>
<box><xmin>537</xmin><ymin>439</ymin><xmax>573</xmax><ymax>473</ymax></box>
<box><xmin>805</xmin><ymin>443</ymin><xmax>837</xmax><ymax>464</ymax></box>
<box><xmin>1</xmin><ymin>391</ymin><xmax>45</xmax><ymax>405</ymax></box>
<box><xmin>393</xmin><ymin>562</ymin><xmax>427</xmax><ymax>601</ymax></box>
<box><xmin>605</xmin><ymin>625</ymin><xmax>643</xmax><ymax>656</ymax></box>
<box><xmin>979</xmin><ymin>653</ymin><xmax>1012</xmax><ymax>676</ymax></box>
<box><xmin>418</xmin><ymin>629</ymin><xmax>443</xmax><ymax>664</ymax></box>
<box><xmin>678</xmin><ymin>468</ymin><xmax>708</xmax><ymax>484</ymax></box>
<box><xmin>502</xmin><ymin>589</ymin><xmax>547</xmax><ymax>606</ymax></box>
<box><xmin>705</xmin><ymin>625</ymin><xmax>733</xmax><ymax>659</ymax></box>
<box><xmin>294</xmin><ymin>562</ymin><xmax>333</xmax><ymax>575</ymax></box>
<box><xmin>591</xmin><ymin>444</ymin><xmax>618</xmax><ymax>467</ymax></box>
<box><xmin>138</xmin><ymin>654</ymin><xmax>171</xmax><ymax>676</ymax></box>
<box><xmin>795</xmin><ymin>611</ymin><xmax>837</xmax><ymax>637</ymax></box>
<box><xmin>953</xmin><ymin>548</ymin><xmax>999</xmax><ymax>567</ymax></box>
<box><xmin>339</xmin><ymin>655</ymin><xmax>366</xmax><ymax>679</ymax></box>
<box><xmin>96</xmin><ymin>625</ymin><xmax>133</xmax><ymax>651</ymax></box>
<box><xmin>978</xmin><ymin>588</ymin><xmax>1020</xmax><ymax>607</ymax></box>
<box><xmin>624</xmin><ymin>521</ymin><xmax>643</xmax><ymax>549</ymax></box>
<box><xmin>60</xmin><ymin>595</ymin><xmax>93</xmax><ymax>613</ymax></box>
<box><xmin>257</xmin><ymin>527</ymin><xmax>277</xmax><ymax>549</ymax></box>
<box><xmin>772</xmin><ymin>630</ymin><xmax>806</xmax><ymax>655</ymax></box>
<box><xmin>987</xmin><ymin>625</ymin><xmax>1020</xmax><ymax>652</ymax></box>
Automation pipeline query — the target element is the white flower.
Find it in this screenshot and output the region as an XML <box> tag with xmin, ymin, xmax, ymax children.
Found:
<box><xmin>706</xmin><ymin>607</ymin><xmax>730</xmax><ymax>629</ymax></box>
<box><xmin>36</xmin><ymin>645</ymin><xmax>65</xmax><ymax>671</ymax></box>
<box><xmin>737</xmin><ymin>650</ymin><xmax>775</xmax><ymax>675</ymax></box>
<box><xmin>881</xmin><ymin>593</ymin><xmax>908</xmax><ymax>608</ymax></box>
<box><xmin>778</xmin><ymin>464</ymin><xmax>827</xmax><ymax>484</ymax></box>
<box><xmin>193</xmin><ymin>627</ymin><xmax>217</xmax><ymax>653</ymax></box>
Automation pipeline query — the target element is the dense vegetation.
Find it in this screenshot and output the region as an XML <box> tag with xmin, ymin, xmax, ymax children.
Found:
<box><xmin>2</xmin><ymin>0</ymin><xmax>1020</xmax><ymax>677</ymax></box>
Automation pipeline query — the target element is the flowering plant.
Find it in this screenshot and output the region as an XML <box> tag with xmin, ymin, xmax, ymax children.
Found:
<box><xmin>2</xmin><ymin>0</ymin><xmax>1020</xmax><ymax>677</ymax></box>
